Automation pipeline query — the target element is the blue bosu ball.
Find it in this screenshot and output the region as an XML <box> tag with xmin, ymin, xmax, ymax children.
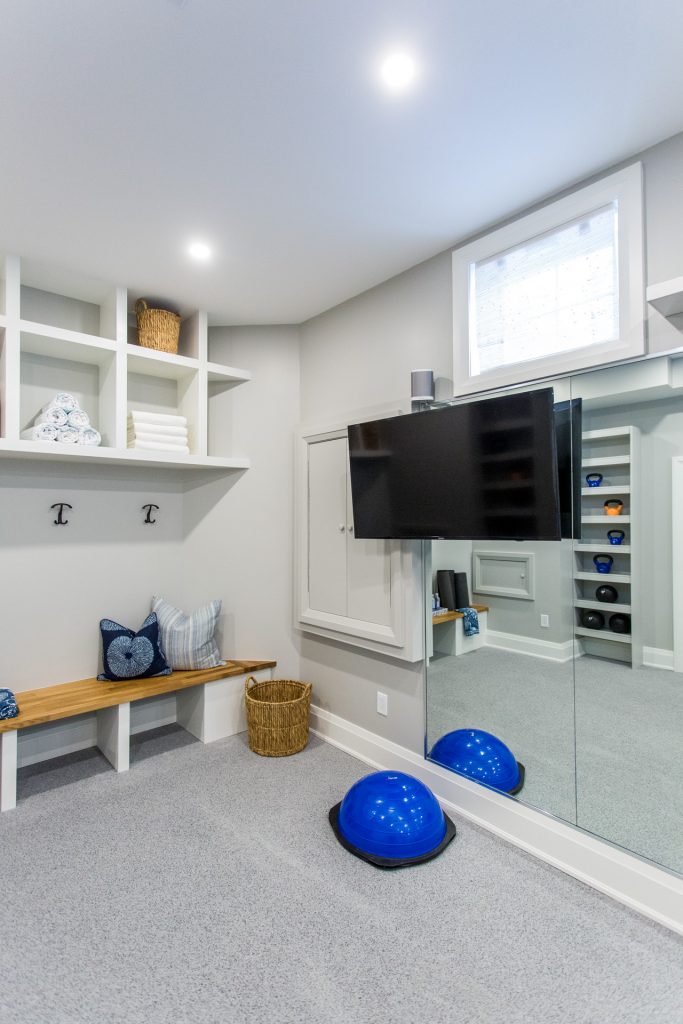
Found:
<box><xmin>330</xmin><ymin>770</ymin><xmax>455</xmax><ymax>867</ymax></box>
<box><xmin>429</xmin><ymin>729</ymin><xmax>523</xmax><ymax>794</ymax></box>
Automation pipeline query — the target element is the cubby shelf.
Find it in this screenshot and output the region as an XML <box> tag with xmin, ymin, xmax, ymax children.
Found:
<box><xmin>0</xmin><ymin>253</ymin><xmax>251</xmax><ymax>472</ymax></box>
<box><xmin>575</xmin><ymin>626</ymin><xmax>632</xmax><ymax>644</ymax></box>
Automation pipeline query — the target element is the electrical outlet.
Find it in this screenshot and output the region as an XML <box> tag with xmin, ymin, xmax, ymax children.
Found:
<box><xmin>376</xmin><ymin>691</ymin><xmax>388</xmax><ymax>716</ymax></box>
<box><xmin>540</xmin><ymin>614</ymin><xmax>549</xmax><ymax>628</ymax></box>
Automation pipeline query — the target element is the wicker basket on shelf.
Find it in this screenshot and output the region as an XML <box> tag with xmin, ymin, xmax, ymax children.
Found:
<box><xmin>244</xmin><ymin>676</ymin><xmax>312</xmax><ymax>756</ymax></box>
<box><xmin>135</xmin><ymin>299</ymin><xmax>181</xmax><ymax>353</ymax></box>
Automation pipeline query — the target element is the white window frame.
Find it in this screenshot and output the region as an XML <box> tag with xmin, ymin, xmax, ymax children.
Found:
<box><xmin>452</xmin><ymin>163</ymin><xmax>645</xmax><ymax>396</ymax></box>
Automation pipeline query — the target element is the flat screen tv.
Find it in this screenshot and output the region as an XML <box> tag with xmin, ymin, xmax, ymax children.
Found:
<box><xmin>348</xmin><ymin>388</ymin><xmax>561</xmax><ymax>541</ymax></box>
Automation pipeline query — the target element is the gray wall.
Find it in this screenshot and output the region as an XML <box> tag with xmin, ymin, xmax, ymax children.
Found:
<box><xmin>298</xmin><ymin>129</ymin><xmax>683</xmax><ymax>753</ymax></box>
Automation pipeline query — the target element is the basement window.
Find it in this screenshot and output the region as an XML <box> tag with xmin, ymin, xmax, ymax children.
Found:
<box><xmin>452</xmin><ymin>164</ymin><xmax>645</xmax><ymax>395</ymax></box>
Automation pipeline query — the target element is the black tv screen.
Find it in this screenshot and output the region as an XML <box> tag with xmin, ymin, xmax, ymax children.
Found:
<box><xmin>554</xmin><ymin>398</ymin><xmax>582</xmax><ymax>541</ymax></box>
<box><xmin>348</xmin><ymin>388</ymin><xmax>561</xmax><ymax>541</ymax></box>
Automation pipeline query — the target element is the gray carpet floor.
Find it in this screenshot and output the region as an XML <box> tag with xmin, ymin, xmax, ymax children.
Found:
<box><xmin>427</xmin><ymin>648</ymin><xmax>683</xmax><ymax>875</ymax></box>
<box><xmin>1</xmin><ymin>727</ymin><xmax>682</xmax><ymax>1024</ymax></box>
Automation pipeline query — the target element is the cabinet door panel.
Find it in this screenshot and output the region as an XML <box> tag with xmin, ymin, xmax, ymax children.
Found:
<box><xmin>308</xmin><ymin>437</ymin><xmax>347</xmax><ymax>616</ymax></box>
<box><xmin>346</xmin><ymin>466</ymin><xmax>392</xmax><ymax>625</ymax></box>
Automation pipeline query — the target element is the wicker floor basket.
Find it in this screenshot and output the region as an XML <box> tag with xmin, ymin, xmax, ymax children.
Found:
<box><xmin>135</xmin><ymin>299</ymin><xmax>181</xmax><ymax>354</ymax></box>
<box><xmin>244</xmin><ymin>676</ymin><xmax>312</xmax><ymax>757</ymax></box>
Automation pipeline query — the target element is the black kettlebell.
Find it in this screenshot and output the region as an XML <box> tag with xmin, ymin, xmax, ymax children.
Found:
<box><xmin>581</xmin><ymin>609</ymin><xmax>605</xmax><ymax>630</ymax></box>
<box><xmin>595</xmin><ymin>585</ymin><xmax>618</xmax><ymax>603</ymax></box>
<box><xmin>609</xmin><ymin>613</ymin><xmax>631</xmax><ymax>634</ymax></box>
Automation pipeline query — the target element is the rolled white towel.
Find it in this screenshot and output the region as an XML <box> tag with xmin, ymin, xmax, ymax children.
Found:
<box><xmin>127</xmin><ymin>430</ymin><xmax>188</xmax><ymax>447</ymax></box>
<box><xmin>52</xmin><ymin>392</ymin><xmax>80</xmax><ymax>413</ymax></box>
<box><xmin>56</xmin><ymin>425</ymin><xmax>80</xmax><ymax>444</ymax></box>
<box><xmin>129</xmin><ymin>410</ymin><xmax>187</xmax><ymax>428</ymax></box>
<box><xmin>22</xmin><ymin>424</ymin><xmax>59</xmax><ymax>442</ymax></box>
<box><xmin>128</xmin><ymin>439</ymin><xmax>190</xmax><ymax>454</ymax></box>
<box><xmin>37</xmin><ymin>404</ymin><xmax>68</xmax><ymax>428</ymax></box>
<box><xmin>67</xmin><ymin>408</ymin><xmax>90</xmax><ymax>428</ymax></box>
<box><xmin>127</xmin><ymin>420</ymin><xmax>188</xmax><ymax>439</ymax></box>
<box><xmin>77</xmin><ymin>426</ymin><xmax>101</xmax><ymax>446</ymax></box>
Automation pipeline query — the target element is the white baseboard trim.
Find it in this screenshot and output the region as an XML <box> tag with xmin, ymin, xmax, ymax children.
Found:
<box><xmin>642</xmin><ymin>646</ymin><xmax>675</xmax><ymax>670</ymax></box>
<box><xmin>485</xmin><ymin>630</ymin><xmax>575</xmax><ymax>662</ymax></box>
<box><xmin>310</xmin><ymin>704</ymin><xmax>683</xmax><ymax>936</ymax></box>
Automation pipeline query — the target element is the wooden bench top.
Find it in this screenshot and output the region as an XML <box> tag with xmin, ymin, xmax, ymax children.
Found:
<box><xmin>0</xmin><ymin>660</ymin><xmax>276</xmax><ymax>733</ymax></box>
<box><xmin>432</xmin><ymin>605</ymin><xmax>488</xmax><ymax>625</ymax></box>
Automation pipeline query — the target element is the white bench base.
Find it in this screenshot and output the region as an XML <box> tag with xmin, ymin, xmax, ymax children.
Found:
<box><xmin>0</xmin><ymin>667</ymin><xmax>271</xmax><ymax>812</ymax></box>
<box><xmin>433</xmin><ymin>611</ymin><xmax>488</xmax><ymax>656</ymax></box>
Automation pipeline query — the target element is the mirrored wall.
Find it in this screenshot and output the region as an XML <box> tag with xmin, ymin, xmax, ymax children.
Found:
<box><xmin>425</xmin><ymin>353</ymin><xmax>683</xmax><ymax>876</ymax></box>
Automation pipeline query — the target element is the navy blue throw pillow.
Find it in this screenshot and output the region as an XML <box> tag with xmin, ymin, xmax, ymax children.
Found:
<box><xmin>98</xmin><ymin>612</ymin><xmax>172</xmax><ymax>682</ymax></box>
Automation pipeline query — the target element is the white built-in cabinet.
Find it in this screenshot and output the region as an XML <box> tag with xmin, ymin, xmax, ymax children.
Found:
<box><xmin>296</xmin><ymin>422</ymin><xmax>423</xmax><ymax>662</ymax></box>
<box><xmin>0</xmin><ymin>254</ymin><xmax>251</xmax><ymax>471</ymax></box>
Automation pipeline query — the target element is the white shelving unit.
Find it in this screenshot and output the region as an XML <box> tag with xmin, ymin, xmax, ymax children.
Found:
<box><xmin>0</xmin><ymin>254</ymin><xmax>251</xmax><ymax>471</ymax></box>
<box><xmin>574</xmin><ymin>426</ymin><xmax>641</xmax><ymax>666</ymax></box>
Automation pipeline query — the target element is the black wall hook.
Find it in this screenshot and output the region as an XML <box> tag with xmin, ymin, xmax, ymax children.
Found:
<box><xmin>142</xmin><ymin>503</ymin><xmax>160</xmax><ymax>524</ymax></box>
<box><xmin>51</xmin><ymin>502</ymin><xmax>72</xmax><ymax>526</ymax></box>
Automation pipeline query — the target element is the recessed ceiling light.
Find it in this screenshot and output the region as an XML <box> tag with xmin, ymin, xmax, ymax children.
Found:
<box><xmin>187</xmin><ymin>241</ymin><xmax>212</xmax><ymax>261</ymax></box>
<box><xmin>380</xmin><ymin>52</ymin><xmax>417</xmax><ymax>92</ymax></box>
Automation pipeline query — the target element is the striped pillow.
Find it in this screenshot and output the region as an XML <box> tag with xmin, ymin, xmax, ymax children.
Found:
<box><xmin>151</xmin><ymin>597</ymin><xmax>225</xmax><ymax>670</ymax></box>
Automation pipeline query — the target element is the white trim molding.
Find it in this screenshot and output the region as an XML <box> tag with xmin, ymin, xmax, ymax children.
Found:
<box><xmin>642</xmin><ymin>646</ymin><xmax>675</xmax><ymax>671</ymax></box>
<box><xmin>485</xmin><ymin>630</ymin><xmax>575</xmax><ymax>663</ymax></box>
<box><xmin>472</xmin><ymin>549</ymin><xmax>535</xmax><ymax>600</ymax></box>
<box><xmin>310</xmin><ymin>704</ymin><xmax>683</xmax><ymax>937</ymax></box>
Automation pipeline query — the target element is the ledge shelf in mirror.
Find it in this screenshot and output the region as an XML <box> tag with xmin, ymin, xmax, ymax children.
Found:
<box><xmin>0</xmin><ymin>253</ymin><xmax>251</xmax><ymax>473</ymax></box>
<box><xmin>646</xmin><ymin>276</ymin><xmax>683</xmax><ymax>317</ymax></box>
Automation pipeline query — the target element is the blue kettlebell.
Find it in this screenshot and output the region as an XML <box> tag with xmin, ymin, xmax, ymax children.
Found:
<box><xmin>585</xmin><ymin>473</ymin><xmax>603</xmax><ymax>487</ymax></box>
<box><xmin>593</xmin><ymin>555</ymin><xmax>613</xmax><ymax>574</ymax></box>
<box><xmin>608</xmin><ymin>529</ymin><xmax>625</xmax><ymax>545</ymax></box>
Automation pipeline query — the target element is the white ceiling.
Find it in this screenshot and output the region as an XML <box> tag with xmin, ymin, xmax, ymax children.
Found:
<box><xmin>2</xmin><ymin>0</ymin><xmax>683</xmax><ymax>325</ymax></box>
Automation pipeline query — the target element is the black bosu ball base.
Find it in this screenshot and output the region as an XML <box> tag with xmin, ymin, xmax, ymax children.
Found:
<box><xmin>508</xmin><ymin>762</ymin><xmax>526</xmax><ymax>796</ymax></box>
<box><xmin>328</xmin><ymin>803</ymin><xmax>457</xmax><ymax>869</ymax></box>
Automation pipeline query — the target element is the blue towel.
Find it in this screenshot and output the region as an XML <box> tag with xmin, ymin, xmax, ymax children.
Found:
<box><xmin>0</xmin><ymin>689</ymin><xmax>19</xmax><ymax>720</ymax></box>
<box><xmin>457</xmin><ymin>607</ymin><xmax>479</xmax><ymax>637</ymax></box>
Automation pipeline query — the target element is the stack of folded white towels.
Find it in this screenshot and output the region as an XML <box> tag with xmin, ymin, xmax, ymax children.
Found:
<box><xmin>127</xmin><ymin>411</ymin><xmax>190</xmax><ymax>453</ymax></box>
<box><xmin>22</xmin><ymin>392</ymin><xmax>101</xmax><ymax>446</ymax></box>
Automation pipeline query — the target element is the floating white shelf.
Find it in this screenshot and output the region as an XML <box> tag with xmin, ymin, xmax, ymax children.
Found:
<box><xmin>574</xmin><ymin>599</ymin><xmax>632</xmax><ymax>613</ymax></box>
<box><xmin>646</xmin><ymin>277</ymin><xmax>683</xmax><ymax>318</ymax></box>
<box><xmin>575</xmin><ymin>627</ymin><xmax>632</xmax><ymax>644</ymax></box>
<box><xmin>574</xmin><ymin>543</ymin><xmax>631</xmax><ymax>554</ymax></box>
<box><xmin>581</xmin><ymin>515</ymin><xmax>630</xmax><ymax>524</ymax></box>
<box><xmin>574</xmin><ymin>571</ymin><xmax>631</xmax><ymax>583</ymax></box>
<box><xmin>581</xmin><ymin>485</ymin><xmax>631</xmax><ymax>496</ymax></box>
<box><xmin>582</xmin><ymin>455</ymin><xmax>630</xmax><ymax>467</ymax></box>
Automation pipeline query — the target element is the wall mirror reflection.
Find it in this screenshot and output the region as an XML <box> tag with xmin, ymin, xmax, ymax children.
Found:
<box><xmin>424</xmin><ymin>354</ymin><xmax>683</xmax><ymax>877</ymax></box>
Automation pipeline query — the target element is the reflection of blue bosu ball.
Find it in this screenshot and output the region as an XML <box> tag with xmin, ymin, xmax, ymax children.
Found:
<box><xmin>329</xmin><ymin>771</ymin><xmax>456</xmax><ymax>868</ymax></box>
<box><xmin>429</xmin><ymin>729</ymin><xmax>524</xmax><ymax>795</ymax></box>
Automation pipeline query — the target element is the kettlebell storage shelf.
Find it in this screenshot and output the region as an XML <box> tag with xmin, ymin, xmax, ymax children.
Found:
<box><xmin>0</xmin><ymin>254</ymin><xmax>251</xmax><ymax>471</ymax></box>
<box><xmin>574</xmin><ymin>426</ymin><xmax>641</xmax><ymax>666</ymax></box>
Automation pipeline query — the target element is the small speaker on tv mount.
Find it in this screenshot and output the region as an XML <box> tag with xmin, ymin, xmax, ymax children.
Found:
<box><xmin>411</xmin><ymin>369</ymin><xmax>435</xmax><ymax>404</ymax></box>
